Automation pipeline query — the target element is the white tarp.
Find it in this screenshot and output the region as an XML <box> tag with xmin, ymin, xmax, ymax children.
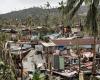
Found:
<box><xmin>35</xmin><ymin>45</ymin><xmax>43</xmax><ymax>51</ymax></box>
<box><xmin>61</xmin><ymin>71</ymin><xmax>77</xmax><ymax>77</ymax></box>
<box><xmin>83</xmin><ymin>52</ymin><xmax>93</xmax><ymax>58</ymax></box>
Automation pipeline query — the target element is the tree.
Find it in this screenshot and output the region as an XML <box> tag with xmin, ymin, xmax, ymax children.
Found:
<box><xmin>65</xmin><ymin>0</ymin><xmax>99</xmax><ymax>79</ymax></box>
<box><xmin>58</xmin><ymin>0</ymin><xmax>66</xmax><ymax>25</ymax></box>
<box><xmin>25</xmin><ymin>16</ymin><xmax>34</xmax><ymax>27</ymax></box>
<box><xmin>44</xmin><ymin>2</ymin><xmax>51</xmax><ymax>27</ymax></box>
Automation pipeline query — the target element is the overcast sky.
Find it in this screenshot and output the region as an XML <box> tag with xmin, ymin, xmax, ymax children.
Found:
<box><xmin>0</xmin><ymin>0</ymin><xmax>66</xmax><ymax>14</ymax></box>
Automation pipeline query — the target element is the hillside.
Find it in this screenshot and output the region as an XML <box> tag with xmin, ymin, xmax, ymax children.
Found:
<box><xmin>0</xmin><ymin>7</ymin><xmax>59</xmax><ymax>19</ymax></box>
<box><xmin>0</xmin><ymin>6</ymin><xmax>89</xmax><ymax>19</ymax></box>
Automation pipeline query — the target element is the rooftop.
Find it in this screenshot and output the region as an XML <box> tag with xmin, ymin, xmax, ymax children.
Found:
<box><xmin>52</xmin><ymin>37</ymin><xmax>100</xmax><ymax>46</ymax></box>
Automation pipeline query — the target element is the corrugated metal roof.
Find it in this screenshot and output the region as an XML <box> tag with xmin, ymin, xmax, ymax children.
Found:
<box><xmin>40</xmin><ymin>41</ymin><xmax>56</xmax><ymax>47</ymax></box>
<box><xmin>52</xmin><ymin>38</ymin><xmax>100</xmax><ymax>46</ymax></box>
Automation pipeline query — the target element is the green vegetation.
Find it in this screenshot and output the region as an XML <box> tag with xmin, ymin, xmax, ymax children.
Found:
<box><xmin>0</xmin><ymin>5</ymin><xmax>100</xmax><ymax>34</ymax></box>
<box><xmin>0</xmin><ymin>33</ymin><xmax>16</xmax><ymax>80</ymax></box>
<box><xmin>33</xmin><ymin>71</ymin><xmax>41</xmax><ymax>80</ymax></box>
<box><xmin>0</xmin><ymin>6</ymin><xmax>92</xmax><ymax>28</ymax></box>
<box><xmin>0</xmin><ymin>1</ymin><xmax>100</xmax><ymax>80</ymax></box>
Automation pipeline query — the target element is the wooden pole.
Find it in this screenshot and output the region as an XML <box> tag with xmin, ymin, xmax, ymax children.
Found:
<box><xmin>92</xmin><ymin>36</ymin><xmax>96</xmax><ymax>75</ymax></box>
<box><xmin>21</xmin><ymin>59</ymin><xmax>23</xmax><ymax>80</ymax></box>
<box><xmin>79</xmin><ymin>71</ymin><xmax>84</xmax><ymax>80</ymax></box>
<box><xmin>20</xmin><ymin>44</ymin><xmax>23</xmax><ymax>80</ymax></box>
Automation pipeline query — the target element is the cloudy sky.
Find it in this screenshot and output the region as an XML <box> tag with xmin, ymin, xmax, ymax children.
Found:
<box><xmin>0</xmin><ymin>0</ymin><xmax>66</xmax><ymax>14</ymax></box>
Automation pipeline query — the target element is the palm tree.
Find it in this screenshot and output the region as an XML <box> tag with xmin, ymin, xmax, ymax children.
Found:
<box><xmin>44</xmin><ymin>2</ymin><xmax>51</xmax><ymax>27</ymax></box>
<box><xmin>58</xmin><ymin>0</ymin><xmax>66</xmax><ymax>25</ymax></box>
<box><xmin>25</xmin><ymin>16</ymin><xmax>34</xmax><ymax>27</ymax></box>
<box><xmin>65</xmin><ymin>0</ymin><xmax>99</xmax><ymax>79</ymax></box>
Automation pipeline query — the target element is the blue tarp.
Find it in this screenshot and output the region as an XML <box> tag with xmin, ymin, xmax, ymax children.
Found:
<box><xmin>58</xmin><ymin>45</ymin><xmax>64</xmax><ymax>51</ymax></box>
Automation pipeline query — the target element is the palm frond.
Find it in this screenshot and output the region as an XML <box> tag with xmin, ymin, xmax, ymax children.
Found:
<box><xmin>59</xmin><ymin>1</ymin><xmax>64</xmax><ymax>5</ymax></box>
<box><xmin>65</xmin><ymin>0</ymin><xmax>79</xmax><ymax>14</ymax></box>
<box><xmin>93</xmin><ymin>0</ymin><xmax>99</xmax><ymax>7</ymax></box>
<box><xmin>69</xmin><ymin>0</ymin><xmax>84</xmax><ymax>19</ymax></box>
<box><xmin>84</xmin><ymin>0</ymin><xmax>92</xmax><ymax>5</ymax></box>
<box><xmin>85</xmin><ymin>0</ymin><xmax>99</xmax><ymax>35</ymax></box>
